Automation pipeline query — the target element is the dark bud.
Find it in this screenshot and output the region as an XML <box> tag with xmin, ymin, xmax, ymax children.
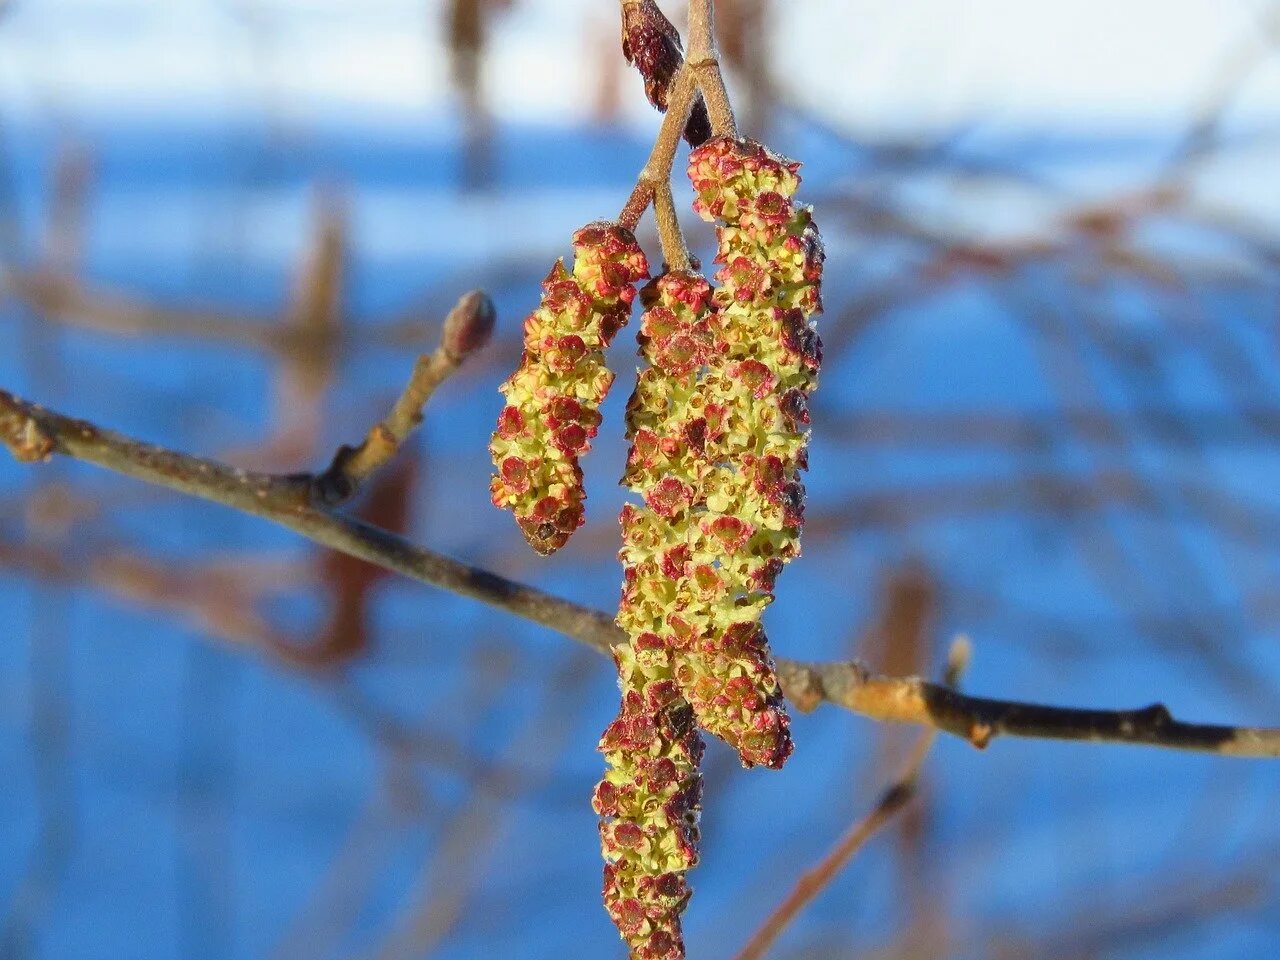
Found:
<box><xmin>683</xmin><ymin>98</ymin><xmax>713</xmax><ymax>148</ymax></box>
<box><xmin>620</xmin><ymin>0</ymin><xmax>712</xmax><ymax>147</ymax></box>
<box><xmin>441</xmin><ymin>289</ymin><xmax>497</xmax><ymax>360</ymax></box>
<box><xmin>621</xmin><ymin>0</ymin><xmax>682</xmax><ymax>110</ymax></box>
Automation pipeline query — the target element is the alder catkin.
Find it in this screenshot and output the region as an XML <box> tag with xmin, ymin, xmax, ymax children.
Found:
<box><xmin>596</xmin><ymin>138</ymin><xmax>823</xmax><ymax>957</ymax></box>
<box><xmin>594</xmin><ymin>633</ymin><xmax>703</xmax><ymax>960</ymax></box>
<box><xmin>617</xmin><ymin>270</ymin><xmax>796</xmax><ymax>769</ymax></box>
<box><xmin>596</xmin><ymin>272</ymin><xmax>718</xmax><ymax>960</ymax></box>
<box><xmin>679</xmin><ymin>138</ymin><xmax>823</xmax><ymax>762</ymax></box>
<box><xmin>489</xmin><ymin>223</ymin><xmax>649</xmax><ymax>554</ymax></box>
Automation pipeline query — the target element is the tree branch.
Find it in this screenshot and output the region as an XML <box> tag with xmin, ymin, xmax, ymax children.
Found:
<box><xmin>0</xmin><ymin>386</ymin><xmax>619</xmax><ymax>650</ymax></box>
<box><xmin>2</xmin><ymin>389</ymin><xmax>1279</xmax><ymax>759</ymax></box>
<box><xmin>775</xmin><ymin>658</ymin><xmax>1280</xmax><ymax>757</ymax></box>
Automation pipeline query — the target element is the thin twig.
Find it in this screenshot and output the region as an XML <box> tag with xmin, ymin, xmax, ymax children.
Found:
<box><xmin>651</xmin><ymin>179</ymin><xmax>693</xmax><ymax>272</ymax></box>
<box><xmin>686</xmin><ymin>0</ymin><xmax>737</xmax><ymax>138</ymax></box>
<box><xmin>2</xmin><ymin>388</ymin><xmax>1279</xmax><ymax>758</ymax></box>
<box><xmin>0</xmin><ymin>270</ymin><xmax>281</xmax><ymax>349</ymax></box>
<box><xmin>734</xmin><ymin>735</ymin><xmax>934</xmax><ymax>960</ymax></box>
<box><xmin>314</xmin><ymin>290</ymin><xmax>494</xmax><ymax>505</ymax></box>
<box><xmin>0</xmin><ymin>264</ymin><xmax>449</xmax><ymax>357</ymax></box>
<box><xmin>618</xmin><ymin>62</ymin><xmax>700</xmax><ymax>269</ymax></box>
<box><xmin>614</xmin><ymin>0</ymin><xmax>741</xmax><ymax>267</ymax></box>
<box><xmin>734</xmin><ymin>643</ymin><xmax>970</xmax><ymax>960</ymax></box>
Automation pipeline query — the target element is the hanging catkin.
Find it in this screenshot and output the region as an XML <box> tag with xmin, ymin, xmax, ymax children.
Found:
<box><xmin>489</xmin><ymin>224</ymin><xmax>649</xmax><ymax>554</ymax></box>
<box><xmin>594</xmin><ymin>140</ymin><xmax>823</xmax><ymax>958</ymax></box>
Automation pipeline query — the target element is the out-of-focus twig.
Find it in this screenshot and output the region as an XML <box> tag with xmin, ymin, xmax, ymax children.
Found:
<box><xmin>363</xmin><ymin>649</ymin><xmax>594</xmax><ymax>960</ymax></box>
<box><xmin>732</xmin><ymin>642</ymin><xmax>970</xmax><ymax>960</ymax></box>
<box><xmin>445</xmin><ymin>0</ymin><xmax>514</xmax><ymax>190</ymax></box>
<box><xmin>714</xmin><ymin>0</ymin><xmax>773</xmax><ymax>136</ymax></box>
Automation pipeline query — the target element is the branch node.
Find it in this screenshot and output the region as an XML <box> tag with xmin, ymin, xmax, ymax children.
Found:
<box><xmin>1138</xmin><ymin>702</ymin><xmax>1174</xmax><ymax>728</ymax></box>
<box><xmin>776</xmin><ymin>661</ymin><xmax>828</xmax><ymax>714</ymax></box>
<box><xmin>879</xmin><ymin>780</ymin><xmax>916</xmax><ymax>809</ymax></box>
<box><xmin>968</xmin><ymin>721</ymin><xmax>994</xmax><ymax>750</ymax></box>
<box><xmin>0</xmin><ymin>396</ymin><xmax>55</xmax><ymax>463</ymax></box>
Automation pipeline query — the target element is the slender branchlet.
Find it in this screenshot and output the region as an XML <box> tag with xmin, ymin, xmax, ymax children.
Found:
<box><xmin>317</xmin><ymin>290</ymin><xmax>494</xmax><ymax>505</ymax></box>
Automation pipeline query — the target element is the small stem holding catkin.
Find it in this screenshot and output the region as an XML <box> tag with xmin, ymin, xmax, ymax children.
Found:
<box><xmin>686</xmin><ymin>0</ymin><xmax>737</xmax><ymax>138</ymax></box>
<box><xmin>616</xmin><ymin>0</ymin><xmax>740</xmax><ymax>267</ymax></box>
<box><xmin>652</xmin><ymin>181</ymin><xmax>692</xmax><ymax>272</ymax></box>
<box><xmin>618</xmin><ymin>64</ymin><xmax>700</xmax><ymax>267</ymax></box>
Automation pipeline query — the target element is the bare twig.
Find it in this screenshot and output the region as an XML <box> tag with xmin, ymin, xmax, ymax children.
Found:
<box><xmin>2</xmin><ymin>388</ymin><xmax>1279</xmax><ymax>758</ymax></box>
<box><xmin>314</xmin><ymin>290</ymin><xmax>494</xmax><ymax>505</ymax></box>
<box><xmin>0</xmin><ymin>269</ymin><xmax>284</xmax><ymax>350</ymax></box>
<box><xmin>686</xmin><ymin>0</ymin><xmax>737</xmax><ymax>138</ymax></box>
<box><xmin>618</xmin><ymin>62</ymin><xmax>700</xmax><ymax>270</ymax></box>
<box><xmin>734</xmin><ymin>747</ymin><xmax>929</xmax><ymax>960</ymax></box>
<box><xmin>362</xmin><ymin>649</ymin><xmax>594</xmax><ymax>960</ymax></box>
<box><xmin>775</xmin><ymin>658</ymin><xmax>1280</xmax><ymax>757</ymax></box>
<box><xmin>615</xmin><ymin>0</ymin><xmax>745</xmax><ymax>269</ymax></box>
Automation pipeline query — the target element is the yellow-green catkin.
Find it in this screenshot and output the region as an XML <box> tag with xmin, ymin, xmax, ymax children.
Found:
<box><xmin>676</xmin><ymin>136</ymin><xmax>824</xmax><ymax>763</ymax></box>
<box><xmin>489</xmin><ymin>223</ymin><xmax>649</xmax><ymax>555</ymax></box>
<box><xmin>588</xmin><ymin>137</ymin><xmax>822</xmax><ymax>960</ymax></box>
<box><xmin>596</xmin><ymin>273</ymin><xmax>717</xmax><ymax>960</ymax></box>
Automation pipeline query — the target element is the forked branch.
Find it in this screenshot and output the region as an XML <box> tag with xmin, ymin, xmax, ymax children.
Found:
<box><xmin>616</xmin><ymin>0</ymin><xmax>739</xmax><ymax>268</ymax></box>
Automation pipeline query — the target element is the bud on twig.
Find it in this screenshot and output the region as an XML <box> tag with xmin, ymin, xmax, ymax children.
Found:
<box><xmin>442</xmin><ymin>289</ymin><xmax>497</xmax><ymax>361</ymax></box>
<box><xmin>621</xmin><ymin>0</ymin><xmax>712</xmax><ymax>146</ymax></box>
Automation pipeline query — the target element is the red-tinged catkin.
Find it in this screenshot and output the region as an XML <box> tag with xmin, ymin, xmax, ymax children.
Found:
<box><xmin>619</xmin><ymin>271</ymin><xmax>795</xmax><ymax>770</ymax></box>
<box><xmin>599</xmin><ymin>259</ymin><xmax>812</xmax><ymax>958</ymax></box>
<box><xmin>596</xmin><ymin>273</ymin><xmax>715</xmax><ymax>960</ymax></box>
<box><xmin>594</xmin><ymin>635</ymin><xmax>703</xmax><ymax>960</ymax></box>
<box><xmin>489</xmin><ymin>223</ymin><xmax>649</xmax><ymax>555</ymax></box>
<box><xmin>679</xmin><ymin>137</ymin><xmax>824</xmax><ymax>762</ymax></box>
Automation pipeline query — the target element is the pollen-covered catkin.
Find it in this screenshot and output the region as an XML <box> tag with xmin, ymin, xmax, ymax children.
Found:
<box><xmin>489</xmin><ymin>223</ymin><xmax>649</xmax><ymax>554</ymax></box>
<box><xmin>619</xmin><ymin>271</ymin><xmax>796</xmax><ymax>769</ymax></box>
<box><xmin>594</xmin><ymin>635</ymin><xmax>702</xmax><ymax>960</ymax></box>
<box><xmin>597</xmin><ymin>248</ymin><xmax>817</xmax><ymax>957</ymax></box>
<box><xmin>596</xmin><ymin>273</ymin><xmax>716</xmax><ymax>960</ymax></box>
<box><xmin>679</xmin><ymin>136</ymin><xmax>824</xmax><ymax>763</ymax></box>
